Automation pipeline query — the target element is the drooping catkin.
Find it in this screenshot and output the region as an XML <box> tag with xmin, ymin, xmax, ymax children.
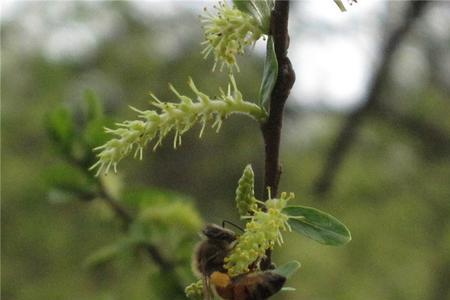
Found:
<box><xmin>90</xmin><ymin>76</ymin><xmax>266</xmax><ymax>176</ymax></box>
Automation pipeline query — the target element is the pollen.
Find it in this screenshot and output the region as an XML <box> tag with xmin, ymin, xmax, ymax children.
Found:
<box><xmin>210</xmin><ymin>271</ymin><xmax>231</xmax><ymax>287</ymax></box>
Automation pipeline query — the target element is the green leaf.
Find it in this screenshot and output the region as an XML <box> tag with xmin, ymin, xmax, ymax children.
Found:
<box><xmin>82</xmin><ymin>90</ymin><xmax>107</xmax><ymax>149</ymax></box>
<box><xmin>123</xmin><ymin>188</ymin><xmax>194</xmax><ymax>208</ymax></box>
<box><xmin>83</xmin><ymin>118</ymin><xmax>107</xmax><ymax>148</ymax></box>
<box><xmin>84</xmin><ymin>89</ymin><xmax>103</xmax><ymax>121</ymax></box>
<box><xmin>233</xmin><ymin>0</ymin><xmax>253</xmax><ymax>15</ymax></box>
<box><xmin>45</xmin><ymin>164</ymin><xmax>88</xmax><ymax>188</ymax></box>
<box><xmin>273</xmin><ymin>260</ymin><xmax>301</xmax><ymax>278</ymax></box>
<box><xmin>47</xmin><ymin>188</ymin><xmax>79</xmax><ymax>204</ymax></box>
<box><xmin>284</xmin><ymin>206</ymin><xmax>351</xmax><ymax>246</ymax></box>
<box><xmin>47</xmin><ymin>184</ymin><xmax>95</xmax><ymax>204</ymax></box>
<box><xmin>45</xmin><ymin>106</ymin><xmax>75</xmax><ymax>151</ymax></box>
<box><xmin>149</xmin><ymin>271</ymin><xmax>183</xmax><ymax>300</ymax></box>
<box><xmin>254</xmin><ymin>0</ymin><xmax>273</xmax><ymax>32</ymax></box>
<box><xmin>233</xmin><ymin>0</ymin><xmax>272</xmax><ymax>33</ymax></box>
<box><xmin>258</xmin><ymin>36</ymin><xmax>278</xmax><ymax>112</ymax></box>
<box><xmin>83</xmin><ymin>243</ymin><xmax>123</xmax><ymax>269</ymax></box>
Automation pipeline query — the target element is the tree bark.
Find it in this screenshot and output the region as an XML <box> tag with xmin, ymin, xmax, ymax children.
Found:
<box><xmin>260</xmin><ymin>0</ymin><xmax>295</xmax><ymax>270</ymax></box>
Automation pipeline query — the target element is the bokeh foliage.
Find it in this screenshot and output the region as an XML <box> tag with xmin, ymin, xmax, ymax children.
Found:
<box><xmin>2</xmin><ymin>2</ymin><xmax>450</xmax><ymax>300</ymax></box>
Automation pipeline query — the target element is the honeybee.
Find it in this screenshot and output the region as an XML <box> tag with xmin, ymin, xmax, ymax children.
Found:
<box><xmin>210</xmin><ymin>270</ymin><xmax>286</xmax><ymax>300</ymax></box>
<box><xmin>194</xmin><ymin>223</ymin><xmax>237</xmax><ymax>299</ymax></box>
<box><xmin>194</xmin><ymin>223</ymin><xmax>237</xmax><ymax>276</ymax></box>
<box><xmin>193</xmin><ymin>223</ymin><xmax>286</xmax><ymax>300</ymax></box>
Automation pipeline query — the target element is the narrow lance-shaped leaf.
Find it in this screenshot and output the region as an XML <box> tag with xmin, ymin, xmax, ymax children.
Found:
<box><xmin>48</xmin><ymin>188</ymin><xmax>80</xmax><ymax>204</ymax></box>
<box><xmin>84</xmin><ymin>89</ymin><xmax>103</xmax><ymax>121</ymax></box>
<box><xmin>45</xmin><ymin>106</ymin><xmax>75</xmax><ymax>152</ymax></box>
<box><xmin>283</xmin><ymin>206</ymin><xmax>351</xmax><ymax>246</ymax></box>
<box><xmin>233</xmin><ymin>0</ymin><xmax>254</xmax><ymax>15</ymax></box>
<box><xmin>82</xmin><ymin>91</ymin><xmax>108</xmax><ymax>149</ymax></box>
<box><xmin>83</xmin><ymin>242</ymin><xmax>124</xmax><ymax>269</ymax></box>
<box><xmin>258</xmin><ymin>36</ymin><xmax>278</xmax><ymax>112</ymax></box>
<box><xmin>273</xmin><ymin>260</ymin><xmax>301</xmax><ymax>278</ymax></box>
<box><xmin>233</xmin><ymin>0</ymin><xmax>272</xmax><ymax>33</ymax></box>
<box><xmin>253</xmin><ymin>0</ymin><xmax>273</xmax><ymax>32</ymax></box>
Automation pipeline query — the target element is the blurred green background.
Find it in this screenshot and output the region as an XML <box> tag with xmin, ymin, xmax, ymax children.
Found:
<box><xmin>2</xmin><ymin>1</ymin><xmax>450</xmax><ymax>300</ymax></box>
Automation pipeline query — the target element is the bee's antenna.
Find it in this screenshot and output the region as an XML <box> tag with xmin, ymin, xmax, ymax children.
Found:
<box><xmin>222</xmin><ymin>220</ymin><xmax>244</xmax><ymax>233</ymax></box>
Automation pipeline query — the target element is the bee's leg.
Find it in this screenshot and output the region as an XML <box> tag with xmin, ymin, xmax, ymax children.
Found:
<box><xmin>222</xmin><ymin>220</ymin><xmax>244</xmax><ymax>233</ymax></box>
<box><xmin>203</xmin><ymin>276</ymin><xmax>211</xmax><ymax>300</ymax></box>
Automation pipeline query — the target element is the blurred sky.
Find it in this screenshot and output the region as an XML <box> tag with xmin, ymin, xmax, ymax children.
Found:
<box><xmin>2</xmin><ymin>1</ymin><xmax>449</xmax><ymax>110</ymax></box>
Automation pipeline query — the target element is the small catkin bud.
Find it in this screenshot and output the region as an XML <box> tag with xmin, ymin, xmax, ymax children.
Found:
<box><xmin>185</xmin><ymin>280</ymin><xmax>203</xmax><ymax>300</ymax></box>
<box><xmin>235</xmin><ymin>164</ymin><xmax>257</xmax><ymax>216</ymax></box>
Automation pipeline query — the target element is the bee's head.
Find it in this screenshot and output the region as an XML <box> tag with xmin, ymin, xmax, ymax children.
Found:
<box><xmin>202</xmin><ymin>224</ymin><xmax>236</xmax><ymax>243</ymax></box>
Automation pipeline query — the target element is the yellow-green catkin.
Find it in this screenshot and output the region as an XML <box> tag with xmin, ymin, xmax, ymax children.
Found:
<box><xmin>90</xmin><ymin>76</ymin><xmax>266</xmax><ymax>176</ymax></box>
<box><xmin>185</xmin><ymin>280</ymin><xmax>203</xmax><ymax>300</ymax></box>
<box><xmin>201</xmin><ymin>1</ymin><xmax>263</xmax><ymax>72</ymax></box>
<box><xmin>224</xmin><ymin>192</ymin><xmax>294</xmax><ymax>276</ymax></box>
<box><xmin>235</xmin><ymin>164</ymin><xmax>257</xmax><ymax>216</ymax></box>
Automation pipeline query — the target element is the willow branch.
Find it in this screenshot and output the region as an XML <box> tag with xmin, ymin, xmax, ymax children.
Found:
<box><xmin>260</xmin><ymin>0</ymin><xmax>295</xmax><ymax>270</ymax></box>
<box><xmin>261</xmin><ymin>0</ymin><xmax>295</xmax><ymax>200</ymax></box>
<box><xmin>313</xmin><ymin>1</ymin><xmax>429</xmax><ymax>197</ymax></box>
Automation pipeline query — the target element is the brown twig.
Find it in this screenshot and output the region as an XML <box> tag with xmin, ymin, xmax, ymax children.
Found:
<box><xmin>94</xmin><ymin>180</ymin><xmax>178</xmax><ymax>272</ymax></box>
<box><xmin>260</xmin><ymin>0</ymin><xmax>295</xmax><ymax>269</ymax></box>
<box><xmin>313</xmin><ymin>1</ymin><xmax>429</xmax><ymax>197</ymax></box>
<box><xmin>97</xmin><ymin>180</ymin><xmax>133</xmax><ymax>228</ymax></box>
<box><xmin>261</xmin><ymin>0</ymin><xmax>295</xmax><ymax>200</ymax></box>
<box><xmin>97</xmin><ymin>188</ymin><xmax>185</xmax><ymax>296</ymax></box>
<box><xmin>65</xmin><ymin>157</ymin><xmax>184</xmax><ymax>294</ymax></box>
<box><xmin>376</xmin><ymin>105</ymin><xmax>450</xmax><ymax>156</ymax></box>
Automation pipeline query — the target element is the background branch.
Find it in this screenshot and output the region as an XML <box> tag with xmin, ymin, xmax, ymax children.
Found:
<box><xmin>68</xmin><ymin>158</ymin><xmax>185</xmax><ymax>294</ymax></box>
<box><xmin>96</xmin><ymin>180</ymin><xmax>133</xmax><ymax>228</ymax></box>
<box><xmin>376</xmin><ymin>105</ymin><xmax>450</xmax><ymax>156</ymax></box>
<box><xmin>94</xmin><ymin>181</ymin><xmax>179</xmax><ymax>271</ymax></box>
<box><xmin>313</xmin><ymin>1</ymin><xmax>429</xmax><ymax>197</ymax></box>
